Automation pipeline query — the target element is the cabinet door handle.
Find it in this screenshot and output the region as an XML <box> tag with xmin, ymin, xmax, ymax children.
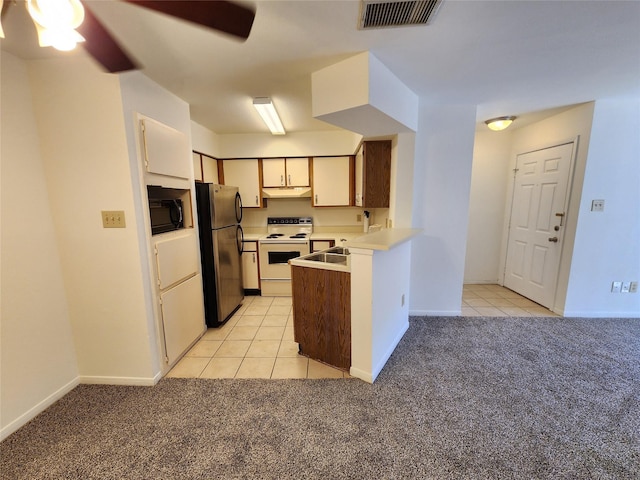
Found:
<box><xmin>255</xmin><ymin>195</ymin><xmax>259</xmax><ymax>205</ymax></box>
<box><xmin>280</xmin><ymin>174</ymin><xmax>284</xmax><ymax>186</ymax></box>
<box><xmin>315</xmin><ymin>194</ymin><xmax>318</xmax><ymax>204</ymax></box>
<box><xmin>288</xmin><ymin>174</ymin><xmax>291</xmax><ymax>185</ymax></box>
<box><xmin>252</xmin><ymin>253</ymin><xmax>256</xmax><ymax>263</ymax></box>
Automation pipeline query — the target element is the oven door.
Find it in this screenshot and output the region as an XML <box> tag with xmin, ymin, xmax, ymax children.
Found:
<box><xmin>259</xmin><ymin>241</ymin><xmax>310</xmax><ymax>280</ymax></box>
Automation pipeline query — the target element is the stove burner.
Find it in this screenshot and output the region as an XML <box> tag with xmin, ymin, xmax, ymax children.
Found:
<box><xmin>290</xmin><ymin>233</ymin><xmax>307</xmax><ymax>238</ymax></box>
<box><xmin>266</xmin><ymin>234</ymin><xmax>285</xmax><ymax>239</ymax></box>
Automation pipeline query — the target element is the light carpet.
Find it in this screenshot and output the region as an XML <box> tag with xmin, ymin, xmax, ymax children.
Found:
<box><xmin>1</xmin><ymin>316</ymin><xmax>639</xmax><ymax>479</ymax></box>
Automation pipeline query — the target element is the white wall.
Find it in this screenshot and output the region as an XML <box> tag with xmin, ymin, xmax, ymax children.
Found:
<box><xmin>217</xmin><ymin>130</ymin><xmax>361</xmax><ymax>158</ymax></box>
<box><xmin>410</xmin><ymin>104</ymin><xmax>477</xmax><ymax>315</ymax></box>
<box><xmin>0</xmin><ymin>53</ymin><xmax>79</xmax><ymax>439</ymax></box>
<box><xmin>464</xmin><ymin>130</ymin><xmax>513</xmax><ymax>283</ymax></box>
<box><xmin>191</xmin><ymin>120</ymin><xmax>221</xmax><ymax>157</ymax></box>
<box><xmin>27</xmin><ymin>57</ymin><xmax>157</xmax><ymax>382</ymax></box>
<box><xmin>390</xmin><ymin>133</ymin><xmax>416</xmax><ymax>229</ymax></box>
<box><xmin>564</xmin><ymin>98</ymin><xmax>640</xmax><ymax>317</ymax></box>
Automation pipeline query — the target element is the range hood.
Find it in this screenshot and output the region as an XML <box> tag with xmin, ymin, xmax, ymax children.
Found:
<box><xmin>262</xmin><ymin>187</ymin><xmax>312</xmax><ymax>199</ymax></box>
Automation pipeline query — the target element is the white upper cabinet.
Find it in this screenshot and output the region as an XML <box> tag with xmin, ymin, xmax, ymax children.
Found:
<box><xmin>312</xmin><ymin>156</ymin><xmax>352</xmax><ymax>207</ymax></box>
<box><xmin>193</xmin><ymin>152</ymin><xmax>219</xmax><ymax>184</ymax></box>
<box><xmin>201</xmin><ymin>155</ymin><xmax>219</xmax><ymax>184</ymax></box>
<box><xmin>141</xmin><ymin>118</ymin><xmax>190</xmax><ymax>179</ymax></box>
<box><xmin>193</xmin><ymin>152</ymin><xmax>203</xmax><ymax>182</ymax></box>
<box><xmin>262</xmin><ymin>158</ymin><xmax>286</xmax><ymax>187</ymax></box>
<box><xmin>262</xmin><ymin>158</ymin><xmax>309</xmax><ymax>187</ymax></box>
<box><xmin>222</xmin><ymin>159</ymin><xmax>262</xmax><ymax>208</ymax></box>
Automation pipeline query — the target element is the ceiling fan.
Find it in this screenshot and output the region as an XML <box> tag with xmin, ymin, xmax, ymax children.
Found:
<box><xmin>0</xmin><ymin>0</ymin><xmax>255</xmax><ymax>73</ymax></box>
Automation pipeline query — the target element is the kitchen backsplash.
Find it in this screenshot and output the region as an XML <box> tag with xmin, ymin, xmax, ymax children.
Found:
<box><xmin>242</xmin><ymin>198</ymin><xmax>388</xmax><ymax>230</ymax></box>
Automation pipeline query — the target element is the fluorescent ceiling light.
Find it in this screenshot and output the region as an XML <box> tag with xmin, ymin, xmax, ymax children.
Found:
<box><xmin>485</xmin><ymin>116</ymin><xmax>517</xmax><ymax>131</ymax></box>
<box><xmin>253</xmin><ymin>97</ymin><xmax>286</xmax><ymax>135</ymax></box>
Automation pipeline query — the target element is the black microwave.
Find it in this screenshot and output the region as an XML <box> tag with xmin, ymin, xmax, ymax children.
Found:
<box><xmin>149</xmin><ymin>198</ymin><xmax>184</xmax><ymax>235</ymax></box>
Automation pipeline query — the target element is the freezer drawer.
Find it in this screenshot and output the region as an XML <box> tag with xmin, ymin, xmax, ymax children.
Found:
<box><xmin>160</xmin><ymin>274</ymin><xmax>205</xmax><ymax>364</ymax></box>
<box><xmin>155</xmin><ymin>233</ymin><xmax>200</xmax><ymax>289</ymax></box>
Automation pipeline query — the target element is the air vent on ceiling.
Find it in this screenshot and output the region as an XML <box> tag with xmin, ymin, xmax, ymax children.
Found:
<box><xmin>359</xmin><ymin>0</ymin><xmax>443</xmax><ymax>29</ymax></box>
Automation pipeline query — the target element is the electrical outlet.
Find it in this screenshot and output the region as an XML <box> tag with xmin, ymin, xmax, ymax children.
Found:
<box><xmin>591</xmin><ymin>199</ymin><xmax>605</xmax><ymax>212</ymax></box>
<box><xmin>357</xmin><ymin>214</ymin><xmax>362</xmax><ymax>222</ymax></box>
<box><xmin>630</xmin><ymin>282</ymin><xmax>638</xmax><ymax>293</ymax></box>
<box><xmin>621</xmin><ymin>282</ymin><xmax>631</xmax><ymax>293</ymax></box>
<box><xmin>611</xmin><ymin>281</ymin><xmax>622</xmax><ymax>293</ymax></box>
<box><xmin>101</xmin><ymin>210</ymin><xmax>126</xmax><ymax>228</ymax></box>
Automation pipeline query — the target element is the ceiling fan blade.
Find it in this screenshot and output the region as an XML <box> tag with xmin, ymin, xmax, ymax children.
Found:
<box><xmin>77</xmin><ymin>3</ymin><xmax>139</xmax><ymax>73</ymax></box>
<box><xmin>125</xmin><ymin>0</ymin><xmax>255</xmax><ymax>40</ymax></box>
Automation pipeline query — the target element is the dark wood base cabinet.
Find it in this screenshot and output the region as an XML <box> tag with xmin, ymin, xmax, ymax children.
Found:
<box><xmin>291</xmin><ymin>265</ymin><xmax>351</xmax><ymax>370</ymax></box>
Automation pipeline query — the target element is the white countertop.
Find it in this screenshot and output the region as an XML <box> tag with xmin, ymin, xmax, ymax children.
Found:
<box><xmin>346</xmin><ymin>228</ymin><xmax>422</xmax><ymax>251</ymax></box>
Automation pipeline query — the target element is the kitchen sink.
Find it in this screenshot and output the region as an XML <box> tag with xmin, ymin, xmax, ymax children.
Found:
<box><xmin>294</xmin><ymin>246</ymin><xmax>351</xmax><ymax>268</ymax></box>
<box><xmin>303</xmin><ymin>252</ymin><xmax>348</xmax><ymax>265</ymax></box>
<box><xmin>326</xmin><ymin>246</ymin><xmax>349</xmax><ymax>255</ymax></box>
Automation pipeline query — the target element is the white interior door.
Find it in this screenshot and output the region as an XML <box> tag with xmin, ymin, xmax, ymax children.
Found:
<box><xmin>504</xmin><ymin>142</ymin><xmax>574</xmax><ymax>309</ymax></box>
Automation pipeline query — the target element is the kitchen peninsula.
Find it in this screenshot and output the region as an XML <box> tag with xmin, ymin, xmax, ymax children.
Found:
<box><xmin>291</xmin><ymin>228</ymin><xmax>421</xmax><ymax>383</ymax></box>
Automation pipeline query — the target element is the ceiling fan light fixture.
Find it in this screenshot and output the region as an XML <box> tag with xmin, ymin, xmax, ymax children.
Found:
<box><xmin>253</xmin><ymin>97</ymin><xmax>286</xmax><ymax>135</ymax></box>
<box><xmin>485</xmin><ymin>116</ymin><xmax>517</xmax><ymax>131</ymax></box>
<box><xmin>26</xmin><ymin>0</ymin><xmax>86</xmax><ymax>51</ymax></box>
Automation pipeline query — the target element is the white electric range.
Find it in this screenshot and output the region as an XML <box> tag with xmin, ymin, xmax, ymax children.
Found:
<box><xmin>258</xmin><ymin>217</ymin><xmax>312</xmax><ymax>296</ymax></box>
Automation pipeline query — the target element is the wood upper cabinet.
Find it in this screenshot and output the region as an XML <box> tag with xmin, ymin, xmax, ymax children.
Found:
<box><xmin>262</xmin><ymin>158</ymin><xmax>309</xmax><ymax>187</ymax></box>
<box><xmin>221</xmin><ymin>159</ymin><xmax>263</xmax><ymax>208</ymax></box>
<box><xmin>311</xmin><ymin>156</ymin><xmax>353</xmax><ymax>207</ymax></box>
<box><xmin>193</xmin><ymin>152</ymin><xmax>219</xmax><ymax>184</ymax></box>
<box><xmin>355</xmin><ymin>140</ymin><xmax>391</xmax><ymax>208</ymax></box>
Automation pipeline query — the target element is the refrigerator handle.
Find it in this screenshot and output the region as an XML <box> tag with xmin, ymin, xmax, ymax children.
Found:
<box><xmin>236</xmin><ymin>225</ymin><xmax>244</xmax><ymax>255</ymax></box>
<box><xmin>235</xmin><ymin>192</ymin><xmax>243</xmax><ymax>223</ymax></box>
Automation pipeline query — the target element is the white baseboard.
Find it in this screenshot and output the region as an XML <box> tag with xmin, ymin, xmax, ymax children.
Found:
<box><xmin>409</xmin><ymin>309</ymin><xmax>461</xmax><ymax>316</ymax></box>
<box><xmin>349</xmin><ymin>366</ymin><xmax>373</xmax><ymax>384</ymax></box>
<box><xmin>370</xmin><ymin>320</ymin><xmax>409</xmax><ymax>382</ymax></box>
<box><xmin>1</xmin><ymin>377</ymin><xmax>80</xmax><ymax>441</ymax></box>
<box><xmin>350</xmin><ymin>321</ymin><xmax>410</xmax><ymax>384</ymax></box>
<box><xmin>560</xmin><ymin>310</ymin><xmax>640</xmax><ymax>319</ymax></box>
<box><xmin>79</xmin><ymin>375</ymin><xmax>158</xmax><ymax>386</ymax></box>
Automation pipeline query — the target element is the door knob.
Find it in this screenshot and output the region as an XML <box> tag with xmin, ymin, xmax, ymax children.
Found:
<box><xmin>548</xmin><ymin>236</ymin><xmax>558</xmax><ymax>243</ymax></box>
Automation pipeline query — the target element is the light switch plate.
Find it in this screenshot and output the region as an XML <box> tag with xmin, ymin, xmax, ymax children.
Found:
<box><xmin>101</xmin><ymin>210</ymin><xmax>126</xmax><ymax>228</ymax></box>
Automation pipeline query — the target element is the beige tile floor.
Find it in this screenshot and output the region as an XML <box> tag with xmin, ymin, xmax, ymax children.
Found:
<box><xmin>167</xmin><ymin>295</ymin><xmax>350</xmax><ymax>380</ymax></box>
<box><xmin>462</xmin><ymin>284</ymin><xmax>558</xmax><ymax>317</ymax></box>
<box><xmin>168</xmin><ymin>284</ymin><xmax>556</xmax><ymax>380</ymax></box>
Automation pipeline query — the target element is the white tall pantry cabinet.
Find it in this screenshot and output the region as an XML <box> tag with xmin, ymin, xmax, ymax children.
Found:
<box><xmin>139</xmin><ymin>116</ymin><xmax>206</xmax><ymax>367</ymax></box>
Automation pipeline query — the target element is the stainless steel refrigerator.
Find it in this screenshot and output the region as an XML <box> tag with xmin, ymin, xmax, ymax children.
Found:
<box><xmin>195</xmin><ymin>183</ymin><xmax>244</xmax><ymax>327</ymax></box>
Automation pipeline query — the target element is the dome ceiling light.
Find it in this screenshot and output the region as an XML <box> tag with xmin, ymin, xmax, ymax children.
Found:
<box><xmin>485</xmin><ymin>116</ymin><xmax>517</xmax><ymax>131</ymax></box>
